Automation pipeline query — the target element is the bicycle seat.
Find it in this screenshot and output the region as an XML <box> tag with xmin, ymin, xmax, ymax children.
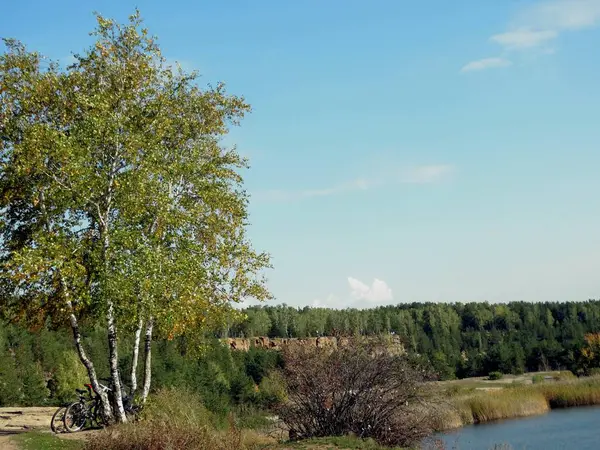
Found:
<box><xmin>76</xmin><ymin>388</ymin><xmax>88</xmax><ymax>395</ymax></box>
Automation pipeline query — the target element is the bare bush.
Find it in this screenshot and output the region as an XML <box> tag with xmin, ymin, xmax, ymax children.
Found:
<box><xmin>278</xmin><ymin>340</ymin><xmax>438</xmax><ymax>447</ymax></box>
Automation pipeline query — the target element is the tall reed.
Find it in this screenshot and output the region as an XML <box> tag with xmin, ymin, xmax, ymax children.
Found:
<box><xmin>436</xmin><ymin>375</ymin><xmax>600</xmax><ymax>430</ymax></box>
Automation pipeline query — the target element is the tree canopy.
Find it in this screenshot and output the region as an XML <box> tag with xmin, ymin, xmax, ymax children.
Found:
<box><xmin>229</xmin><ymin>300</ymin><xmax>600</xmax><ymax>378</ymax></box>
<box><xmin>0</xmin><ymin>10</ymin><xmax>271</xmax><ymax>422</ymax></box>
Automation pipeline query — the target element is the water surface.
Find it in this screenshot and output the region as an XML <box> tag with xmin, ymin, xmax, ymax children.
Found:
<box><xmin>427</xmin><ymin>406</ymin><xmax>600</xmax><ymax>450</ymax></box>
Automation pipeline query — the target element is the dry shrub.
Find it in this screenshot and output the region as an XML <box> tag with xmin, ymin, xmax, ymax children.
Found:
<box><xmin>278</xmin><ymin>341</ymin><xmax>439</xmax><ymax>448</ymax></box>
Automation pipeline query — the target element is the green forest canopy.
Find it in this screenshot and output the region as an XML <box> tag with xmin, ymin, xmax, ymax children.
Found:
<box><xmin>229</xmin><ymin>300</ymin><xmax>600</xmax><ymax>378</ymax></box>
<box><xmin>2</xmin><ymin>299</ymin><xmax>600</xmax><ymax>408</ymax></box>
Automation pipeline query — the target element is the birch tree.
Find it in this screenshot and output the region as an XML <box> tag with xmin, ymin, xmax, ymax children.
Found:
<box><xmin>0</xmin><ymin>11</ymin><xmax>271</xmax><ymax>422</ymax></box>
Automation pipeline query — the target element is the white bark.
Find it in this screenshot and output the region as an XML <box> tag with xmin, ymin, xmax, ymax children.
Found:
<box><xmin>60</xmin><ymin>275</ymin><xmax>113</xmax><ymax>423</ymax></box>
<box><xmin>107</xmin><ymin>299</ymin><xmax>127</xmax><ymax>423</ymax></box>
<box><xmin>130</xmin><ymin>316</ymin><xmax>143</xmax><ymax>396</ymax></box>
<box><xmin>100</xmin><ymin>190</ymin><xmax>127</xmax><ymax>423</ymax></box>
<box><xmin>39</xmin><ymin>187</ymin><xmax>112</xmax><ymax>422</ymax></box>
<box><xmin>141</xmin><ymin>317</ymin><xmax>154</xmax><ymax>404</ymax></box>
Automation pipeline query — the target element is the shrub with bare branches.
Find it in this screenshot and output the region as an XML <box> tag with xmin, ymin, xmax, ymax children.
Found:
<box><xmin>278</xmin><ymin>340</ymin><xmax>438</xmax><ymax>447</ymax></box>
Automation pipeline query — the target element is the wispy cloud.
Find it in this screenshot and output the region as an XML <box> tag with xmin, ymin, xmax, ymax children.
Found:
<box><xmin>461</xmin><ymin>57</ymin><xmax>513</xmax><ymax>73</ymax></box>
<box><xmin>462</xmin><ymin>0</ymin><xmax>600</xmax><ymax>72</ymax></box>
<box><xmin>519</xmin><ymin>0</ymin><xmax>600</xmax><ymax>31</ymax></box>
<box><xmin>254</xmin><ymin>164</ymin><xmax>454</xmax><ymax>203</ymax></box>
<box><xmin>490</xmin><ymin>29</ymin><xmax>557</xmax><ymax>49</ymax></box>
<box><xmin>399</xmin><ymin>164</ymin><xmax>456</xmax><ymax>183</ymax></box>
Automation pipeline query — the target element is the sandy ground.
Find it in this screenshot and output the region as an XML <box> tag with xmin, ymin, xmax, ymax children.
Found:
<box><xmin>0</xmin><ymin>406</ymin><xmax>91</xmax><ymax>449</ymax></box>
<box><xmin>0</xmin><ymin>406</ymin><xmax>56</xmax><ymax>432</ymax></box>
<box><xmin>437</xmin><ymin>370</ymin><xmax>574</xmax><ymax>389</ymax></box>
<box><xmin>0</xmin><ymin>406</ymin><xmax>56</xmax><ymax>449</ymax></box>
<box><xmin>0</xmin><ymin>434</ymin><xmax>18</xmax><ymax>450</ymax></box>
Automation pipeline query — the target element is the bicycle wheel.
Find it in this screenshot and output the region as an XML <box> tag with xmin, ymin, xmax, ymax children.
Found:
<box><xmin>64</xmin><ymin>402</ymin><xmax>88</xmax><ymax>432</ymax></box>
<box><xmin>92</xmin><ymin>402</ymin><xmax>108</xmax><ymax>428</ymax></box>
<box><xmin>50</xmin><ymin>406</ymin><xmax>67</xmax><ymax>433</ymax></box>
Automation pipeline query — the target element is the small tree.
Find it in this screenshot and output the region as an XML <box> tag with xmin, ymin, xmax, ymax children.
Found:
<box><xmin>580</xmin><ymin>332</ymin><xmax>600</xmax><ymax>374</ymax></box>
<box><xmin>278</xmin><ymin>340</ymin><xmax>438</xmax><ymax>447</ymax></box>
<box><xmin>0</xmin><ymin>11</ymin><xmax>271</xmax><ymax>422</ymax></box>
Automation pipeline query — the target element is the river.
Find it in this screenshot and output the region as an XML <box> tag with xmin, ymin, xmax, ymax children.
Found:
<box><xmin>426</xmin><ymin>406</ymin><xmax>600</xmax><ymax>450</ymax></box>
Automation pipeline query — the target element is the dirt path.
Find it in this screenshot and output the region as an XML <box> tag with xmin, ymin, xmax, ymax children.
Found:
<box><xmin>0</xmin><ymin>406</ymin><xmax>99</xmax><ymax>449</ymax></box>
<box><xmin>0</xmin><ymin>431</ymin><xmax>19</xmax><ymax>450</ymax></box>
<box><xmin>0</xmin><ymin>407</ymin><xmax>56</xmax><ymax>449</ymax></box>
<box><xmin>0</xmin><ymin>407</ymin><xmax>56</xmax><ymax>433</ymax></box>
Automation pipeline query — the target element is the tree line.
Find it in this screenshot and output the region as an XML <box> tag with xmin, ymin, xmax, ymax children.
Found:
<box><xmin>228</xmin><ymin>300</ymin><xmax>600</xmax><ymax>378</ymax></box>
<box><xmin>2</xmin><ymin>299</ymin><xmax>600</xmax><ymax>408</ymax></box>
<box><xmin>0</xmin><ymin>320</ymin><xmax>283</xmax><ymax>410</ymax></box>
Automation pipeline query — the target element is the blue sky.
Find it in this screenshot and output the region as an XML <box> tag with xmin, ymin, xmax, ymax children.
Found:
<box><xmin>3</xmin><ymin>1</ymin><xmax>600</xmax><ymax>307</ymax></box>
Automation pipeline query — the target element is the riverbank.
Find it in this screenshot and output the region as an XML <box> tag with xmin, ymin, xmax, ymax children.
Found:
<box><xmin>433</xmin><ymin>404</ymin><xmax>600</xmax><ymax>450</ymax></box>
<box><xmin>434</xmin><ymin>374</ymin><xmax>600</xmax><ymax>430</ymax></box>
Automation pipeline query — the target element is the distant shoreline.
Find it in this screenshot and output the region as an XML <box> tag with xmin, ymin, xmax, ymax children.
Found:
<box><xmin>434</xmin><ymin>373</ymin><xmax>600</xmax><ymax>430</ymax></box>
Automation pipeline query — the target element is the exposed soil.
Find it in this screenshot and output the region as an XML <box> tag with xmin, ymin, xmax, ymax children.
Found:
<box><xmin>0</xmin><ymin>406</ymin><xmax>96</xmax><ymax>448</ymax></box>
<box><xmin>0</xmin><ymin>433</ymin><xmax>18</xmax><ymax>450</ymax></box>
<box><xmin>0</xmin><ymin>407</ymin><xmax>56</xmax><ymax>449</ymax></box>
<box><xmin>0</xmin><ymin>407</ymin><xmax>55</xmax><ymax>434</ymax></box>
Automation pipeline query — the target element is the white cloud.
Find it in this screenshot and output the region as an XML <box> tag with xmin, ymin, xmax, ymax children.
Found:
<box><xmin>462</xmin><ymin>0</ymin><xmax>600</xmax><ymax>71</ymax></box>
<box><xmin>348</xmin><ymin>277</ymin><xmax>393</xmax><ymax>304</ymax></box>
<box><xmin>253</xmin><ymin>164</ymin><xmax>454</xmax><ymax>203</ymax></box>
<box><xmin>490</xmin><ymin>29</ymin><xmax>557</xmax><ymax>49</ymax></box>
<box><xmin>460</xmin><ymin>58</ymin><xmax>513</xmax><ymax>73</ymax></box>
<box><xmin>519</xmin><ymin>0</ymin><xmax>600</xmax><ymax>31</ymax></box>
<box><xmin>311</xmin><ymin>294</ymin><xmax>342</xmax><ymax>308</ymax></box>
<box><xmin>311</xmin><ymin>278</ymin><xmax>394</xmax><ymax>309</ymax></box>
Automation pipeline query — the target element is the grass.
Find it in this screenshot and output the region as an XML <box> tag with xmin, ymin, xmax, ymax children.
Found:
<box><xmin>434</xmin><ymin>374</ymin><xmax>600</xmax><ymax>430</ymax></box>
<box><xmin>272</xmin><ymin>435</ymin><xmax>408</xmax><ymax>449</ymax></box>
<box><xmin>12</xmin><ymin>431</ymin><xmax>82</xmax><ymax>450</ymax></box>
<box><xmin>83</xmin><ymin>421</ymin><xmax>259</xmax><ymax>450</ymax></box>
<box><xmin>14</xmin><ymin>374</ymin><xmax>600</xmax><ymax>450</ymax></box>
<box><xmin>82</xmin><ymin>388</ymin><xmax>280</xmax><ymax>450</ymax></box>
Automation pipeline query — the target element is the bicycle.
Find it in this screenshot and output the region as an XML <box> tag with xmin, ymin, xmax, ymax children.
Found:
<box><xmin>98</xmin><ymin>377</ymin><xmax>143</xmax><ymax>422</ymax></box>
<box><xmin>57</xmin><ymin>380</ymin><xmax>142</xmax><ymax>433</ymax></box>
<box><xmin>63</xmin><ymin>383</ymin><xmax>110</xmax><ymax>432</ymax></box>
<box><xmin>50</xmin><ymin>386</ymin><xmax>96</xmax><ymax>433</ymax></box>
<box><xmin>50</xmin><ymin>405</ymin><xmax>67</xmax><ymax>433</ymax></box>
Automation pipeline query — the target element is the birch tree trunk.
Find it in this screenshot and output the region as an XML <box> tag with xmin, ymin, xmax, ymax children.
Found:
<box><xmin>60</xmin><ymin>275</ymin><xmax>113</xmax><ymax>423</ymax></box>
<box><xmin>130</xmin><ymin>317</ymin><xmax>143</xmax><ymax>396</ymax></box>
<box><xmin>40</xmin><ymin>189</ymin><xmax>113</xmax><ymax>420</ymax></box>
<box><xmin>107</xmin><ymin>300</ymin><xmax>127</xmax><ymax>423</ymax></box>
<box><xmin>100</xmin><ymin>201</ymin><xmax>127</xmax><ymax>423</ymax></box>
<box><xmin>141</xmin><ymin>317</ymin><xmax>154</xmax><ymax>404</ymax></box>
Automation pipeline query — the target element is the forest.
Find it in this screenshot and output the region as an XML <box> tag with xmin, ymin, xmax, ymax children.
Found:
<box><xmin>3</xmin><ymin>299</ymin><xmax>600</xmax><ymax>409</ymax></box>
<box><xmin>0</xmin><ymin>320</ymin><xmax>284</xmax><ymax>410</ymax></box>
<box><xmin>228</xmin><ymin>300</ymin><xmax>600</xmax><ymax>378</ymax></box>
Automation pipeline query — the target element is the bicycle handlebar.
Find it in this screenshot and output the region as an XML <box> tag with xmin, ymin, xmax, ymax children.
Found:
<box><xmin>80</xmin><ymin>383</ymin><xmax>111</xmax><ymax>395</ymax></box>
